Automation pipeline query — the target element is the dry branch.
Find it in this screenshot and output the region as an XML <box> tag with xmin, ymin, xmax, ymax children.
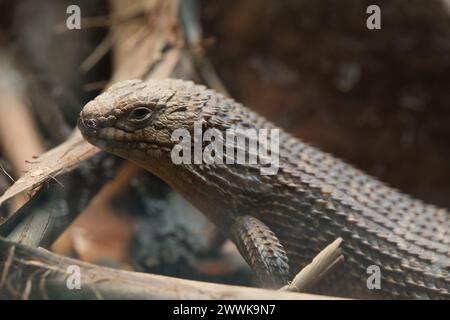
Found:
<box><xmin>0</xmin><ymin>237</ymin><xmax>341</xmax><ymax>300</ymax></box>
<box><xmin>0</xmin><ymin>130</ymin><xmax>99</xmax><ymax>210</ymax></box>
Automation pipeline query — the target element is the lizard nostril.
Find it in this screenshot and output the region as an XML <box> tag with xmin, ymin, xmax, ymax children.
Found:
<box><xmin>86</xmin><ymin>118</ymin><xmax>98</xmax><ymax>129</ymax></box>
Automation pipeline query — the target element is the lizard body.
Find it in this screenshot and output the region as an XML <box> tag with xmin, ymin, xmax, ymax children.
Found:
<box><xmin>78</xmin><ymin>79</ymin><xmax>450</xmax><ymax>299</ymax></box>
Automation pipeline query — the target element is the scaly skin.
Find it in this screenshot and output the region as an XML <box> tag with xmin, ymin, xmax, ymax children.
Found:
<box><xmin>78</xmin><ymin>79</ymin><xmax>450</xmax><ymax>299</ymax></box>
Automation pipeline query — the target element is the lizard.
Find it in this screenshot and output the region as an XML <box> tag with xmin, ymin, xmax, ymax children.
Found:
<box><xmin>78</xmin><ymin>78</ymin><xmax>450</xmax><ymax>299</ymax></box>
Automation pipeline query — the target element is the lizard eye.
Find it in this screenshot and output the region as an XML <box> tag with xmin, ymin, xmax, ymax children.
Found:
<box><xmin>129</xmin><ymin>107</ymin><xmax>151</xmax><ymax>121</ymax></box>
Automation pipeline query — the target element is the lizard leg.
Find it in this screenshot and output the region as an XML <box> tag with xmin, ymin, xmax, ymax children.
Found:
<box><xmin>230</xmin><ymin>215</ymin><xmax>290</xmax><ymax>288</ymax></box>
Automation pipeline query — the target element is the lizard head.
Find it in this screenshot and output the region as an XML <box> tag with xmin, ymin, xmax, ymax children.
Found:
<box><xmin>78</xmin><ymin>79</ymin><xmax>204</xmax><ymax>161</ymax></box>
<box><xmin>79</xmin><ymin>79</ymin><xmax>276</xmax><ymax>228</ymax></box>
<box><xmin>78</xmin><ymin>79</ymin><xmax>239</xmax><ymax>225</ymax></box>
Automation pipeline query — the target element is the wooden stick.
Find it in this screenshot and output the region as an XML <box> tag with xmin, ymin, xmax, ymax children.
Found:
<box><xmin>281</xmin><ymin>238</ymin><xmax>344</xmax><ymax>292</ymax></box>
<box><xmin>0</xmin><ymin>237</ymin><xmax>342</xmax><ymax>300</ymax></box>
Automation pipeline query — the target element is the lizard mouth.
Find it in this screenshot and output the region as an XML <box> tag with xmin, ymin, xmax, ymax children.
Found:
<box><xmin>78</xmin><ymin>116</ymin><xmax>169</xmax><ymax>152</ymax></box>
<box><xmin>86</xmin><ymin>135</ymin><xmax>162</xmax><ymax>152</ymax></box>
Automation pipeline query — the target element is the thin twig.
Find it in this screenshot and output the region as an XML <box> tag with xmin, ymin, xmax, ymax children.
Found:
<box><xmin>39</xmin><ymin>268</ymin><xmax>52</xmax><ymax>300</ymax></box>
<box><xmin>179</xmin><ymin>0</ymin><xmax>230</xmax><ymax>96</ymax></box>
<box><xmin>48</xmin><ymin>174</ymin><xmax>65</xmax><ymax>188</ymax></box>
<box><xmin>281</xmin><ymin>237</ymin><xmax>344</xmax><ymax>292</ymax></box>
<box><xmin>0</xmin><ymin>245</ymin><xmax>15</xmax><ymax>290</ymax></box>
<box><xmin>0</xmin><ymin>164</ymin><xmax>15</xmax><ymax>183</ymax></box>
<box><xmin>80</xmin><ymin>32</ymin><xmax>114</xmax><ymax>73</ymax></box>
